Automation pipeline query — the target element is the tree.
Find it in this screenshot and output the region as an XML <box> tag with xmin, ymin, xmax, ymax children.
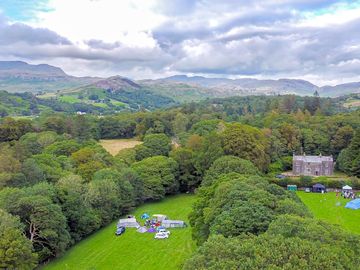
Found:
<box><xmin>115</xmin><ymin>148</ymin><xmax>136</xmax><ymax>165</ymax></box>
<box><xmin>170</xmin><ymin>147</ymin><xmax>199</xmax><ymax>191</ymax></box>
<box><xmin>172</xmin><ymin>112</ymin><xmax>189</xmax><ymax>135</ymax></box>
<box><xmin>202</xmin><ymin>156</ymin><xmax>260</xmax><ymax>186</ymax></box>
<box><xmin>85</xmin><ymin>178</ymin><xmax>121</xmax><ymax>226</ymax></box>
<box><xmin>71</xmin><ymin>146</ymin><xmax>112</xmax><ymax>181</ymax></box>
<box><xmin>330</xmin><ymin>125</ymin><xmax>354</xmax><ymax>156</ymax></box>
<box><xmin>222</xmin><ymin>123</ymin><xmax>269</xmax><ymax>171</ymax></box>
<box><xmin>93</xmin><ymin>169</ymin><xmax>135</xmax><ymax>213</ymax></box>
<box><xmin>143</xmin><ymin>133</ymin><xmax>171</xmax><ymax>156</ymax></box>
<box><xmin>278</xmin><ymin>123</ymin><xmax>301</xmax><ymax>154</ymax></box>
<box><xmin>337</xmin><ymin>130</ymin><xmax>360</xmax><ymax>176</ymax></box>
<box><xmin>134</xmin><ymin>144</ymin><xmax>153</xmax><ymax>161</ymax></box>
<box><xmin>184</xmin><ymin>234</ymin><xmax>357</xmax><ymax>270</ymax></box>
<box><xmin>193</xmin><ymin>132</ymin><xmax>224</xmax><ymax>176</ymax></box>
<box><xmin>131</xmin><ymin>156</ymin><xmax>179</xmax><ymax>201</ymax></box>
<box><xmin>0</xmin><ymin>188</ymin><xmax>71</xmax><ymax>261</ymax></box>
<box><xmin>0</xmin><ymin>209</ymin><xmax>37</xmax><ymax>269</ymax></box>
<box><xmin>44</xmin><ymin>140</ymin><xmax>82</xmax><ymax>156</ymax></box>
<box><xmin>56</xmin><ymin>175</ymin><xmax>100</xmax><ymax>242</ymax></box>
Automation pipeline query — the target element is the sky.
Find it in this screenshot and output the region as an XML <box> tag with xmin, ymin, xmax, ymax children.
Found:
<box><xmin>1</xmin><ymin>0</ymin><xmax>360</xmax><ymax>85</ymax></box>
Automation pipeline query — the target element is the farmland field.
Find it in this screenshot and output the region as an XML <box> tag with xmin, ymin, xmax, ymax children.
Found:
<box><xmin>42</xmin><ymin>194</ymin><xmax>196</xmax><ymax>270</ymax></box>
<box><xmin>298</xmin><ymin>192</ymin><xmax>360</xmax><ymax>234</ymax></box>
<box><xmin>99</xmin><ymin>139</ymin><xmax>142</xmax><ymax>156</ymax></box>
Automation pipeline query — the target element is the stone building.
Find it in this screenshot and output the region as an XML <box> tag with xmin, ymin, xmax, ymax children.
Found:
<box><xmin>292</xmin><ymin>154</ymin><xmax>335</xmax><ymax>176</ymax></box>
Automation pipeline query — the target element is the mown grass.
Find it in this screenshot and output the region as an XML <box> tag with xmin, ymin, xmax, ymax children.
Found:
<box><xmin>99</xmin><ymin>138</ymin><xmax>142</xmax><ymax>156</ymax></box>
<box><xmin>298</xmin><ymin>192</ymin><xmax>360</xmax><ymax>234</ymax></box>
<box><xmin>42</xmin><ymin>194</ymin><xmax>196</xmax><ymax>270</ymax></box>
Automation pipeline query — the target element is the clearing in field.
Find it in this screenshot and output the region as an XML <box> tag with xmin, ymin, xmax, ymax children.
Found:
<box><xmin>99</xmin><ymin>138</ymin><xmax>142</xmax><ymax>156</ymax></box>
<box><xmin>298</xmin><ymin>192</ymin><xmax>360</xmax><ymax>234</ymax></box>
<box><xmin>42</xmin><ymin>194</ymin><xmax>196</xmax><ymax>270</ymax></box>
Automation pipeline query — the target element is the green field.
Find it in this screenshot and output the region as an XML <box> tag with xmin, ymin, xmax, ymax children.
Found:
<box><xmin>59</xmin><ymin>95</ymin><xmax>82</xmax><ymax>103</ymax></box>
<box><xmin>42</xmin><ymin>194</ymin><xmax>196</xmax><ymax>270</ymax></box>
<box><xmin>298</xmin><ymin>192</ymin><xmax>360</xmax><ymax>234</ymax></box>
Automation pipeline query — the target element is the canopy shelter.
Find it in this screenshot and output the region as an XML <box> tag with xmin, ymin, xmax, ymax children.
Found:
<box><xmin>345</xmin><ymin>199</ymin><xmax>360</xmax><ymax>210</ymax></box>
<box><xmin>162</xmin><ymin>220</ymin><xmax>187</xmax><ymax>228</ymax></box>
<box><xmin>287</xmin><ymin>185</ymin><xmax>297</xmax><ymax>191</ymax></box>
<box><xmin>137</xmin><ymin>226</ymin><xmax>148</xmax><ymax>233</ymax></box>
<box><xmin>141</xmin><ymin>213</ymin><xmax>150</xmax><ymax>219</ymax></box>
<box><xmin>342</xmin><ymin>185</ymin><xmax>353</xmax><ymax>191</ymax></box>
<box><xmin>117</xmin><ymin>218</ymin><xmax>140</xmax><ymax>228</ymax></box>
<box><xmin>153</xmin><ymin>214</ymin><xmax>167</xmax><ymax>222</ymax></box>
<box><xmin>312</xmin><ymin>183</ymin><xmax>326</xmax><ymax>193</ymax></box>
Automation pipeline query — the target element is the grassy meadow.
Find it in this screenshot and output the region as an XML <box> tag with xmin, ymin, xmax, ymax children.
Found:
<box><xmin>298</xmin><ymin>192</ymin><xmax>360</xmax><ymax>234</ymax></box>
<box><xmin>99</xmin><ymin>139</ymin><xmax>142</xmax><ymax>156</ymax></box>
<box><xmin>42</xmin><ymin>194</ymin><xmax>196</xmax><ymax>270</ymax></box>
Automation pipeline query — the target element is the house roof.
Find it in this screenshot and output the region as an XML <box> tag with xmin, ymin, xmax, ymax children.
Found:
<box><xmin>293</xmin><ymin>155</ymin><xmax>333</xmax><ymax>163</ymax></box>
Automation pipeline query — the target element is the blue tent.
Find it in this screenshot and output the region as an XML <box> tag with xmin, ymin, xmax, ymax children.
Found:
<box><xmin>345</xmin><ymin>198</ymin><xmax>360</xmax><ymax>210</ymax></box>
<box><xmin>141</xmin><ymin>213</ymin><xmax>150</xmax><ymax>219</ymax></box>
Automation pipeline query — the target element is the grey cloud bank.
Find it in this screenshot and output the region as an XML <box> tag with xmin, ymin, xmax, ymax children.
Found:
<box><xmin>0</xmin><ymin>1</ymin><xmax>360</xmax><ymax>85</ymax></box>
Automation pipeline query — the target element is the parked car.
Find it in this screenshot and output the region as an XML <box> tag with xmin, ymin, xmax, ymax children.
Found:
<box><xmin>305</xmin><ymin>188</ymin><xmax>311</xmax><ymax>193</ymax></box>
<box><xmin>115</xmin><ymin>226</ymin><xmax>126</xmax><ymax>236</ymax></box>
<box><xmin>275</xmin><ymin>174</ymin><xmax>286</xmax><ymax>179</ymax></box>
<box><xmin>158</xmin><ymin>229</ymin><xmax>170</xmax><ymax>235</ymax></box>
<box><xmin>154</xmin><ymin>232</ymin><xmax>169</xmax><ymax>239</ymax></box>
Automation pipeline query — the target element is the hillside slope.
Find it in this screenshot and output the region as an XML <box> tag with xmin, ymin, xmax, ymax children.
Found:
<box><xmin>0</xmin><ymin>61</ymin><xmax>99</xmax><ymax>93</ymax></box>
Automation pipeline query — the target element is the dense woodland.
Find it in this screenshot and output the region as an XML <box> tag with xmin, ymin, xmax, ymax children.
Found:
<box><xmin>0</xmin><ymin>94</ymin><xmax>360</xmax><ymax>269</ymax></box>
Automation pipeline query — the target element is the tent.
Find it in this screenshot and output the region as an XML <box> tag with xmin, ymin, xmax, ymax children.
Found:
<box><xmin>345</xmin><ymin>199</ymin><xmax>360</xmax><ymax>210</ymax></box>
<box><xmin>287</xmin><ymin>185</ymin><xmax>297</xmax><ymax>191</ymax></box>
<box><xmin>162</xmin><ymin>220</ymin><xmax>187</xmax><ymax>228</ymax></box>
<box><xmin>342</xmin><ymin>185</ymin><xmax>352</xmax><ymax>191</ymax></box>
<box><xmin>117</xmin><ymin>218</ymin><xmax>140</xmax><ymax>228</ymax></box>
<box><xmin>312</xmin><ymin>183</ymin><xmax>326</xmax><ymax>193</ymax></box>
<box><xmin>153</xmin><ymin>214</ymin><xmax>167</xmax><ymax>222</ymax></box>
<box><xmin>141</xmin><ymin>213</ymin><xmax>150</xmax><ymax>219</ymax></box>
<box><xmin>147</xmin><ymin>227</ymin><xmax>156</xmax><ymax>233</ymax></box>
<box><xmin>137</xmin><ymin>226</ymin><xmax>148</xmax><ymax>233</ymax></box>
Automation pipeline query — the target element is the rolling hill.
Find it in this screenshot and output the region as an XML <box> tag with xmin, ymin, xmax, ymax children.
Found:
<box><xmin>42</xmin><ymin>76</ymin><xmax>178</xmax><ymax>111</ymax></box>
<box><xmin>0</xmin><ymin>61</ymin><xmax>99</xmax><ymax>93</ymax></box>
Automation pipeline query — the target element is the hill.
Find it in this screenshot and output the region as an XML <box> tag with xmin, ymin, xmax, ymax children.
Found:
<box><xmin>0</xmin><ymin>61</ymin><xmax>99</xmax><ymax>93</ymax></box>
<box><xmin>42</xmin><ymin>76</ymin><xmax>177</xmax><ymax>111</ymax></box>
<box><xmin>162</xmin><ymin>75</ymin><xmax>360</xmax><ymax>97</ymax></box>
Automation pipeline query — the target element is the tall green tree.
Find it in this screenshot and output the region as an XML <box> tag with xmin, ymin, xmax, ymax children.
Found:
<box><xmin>0</xmin><ymin>209</ymin><xmax>37</xmax><ymax>269</ymax></box>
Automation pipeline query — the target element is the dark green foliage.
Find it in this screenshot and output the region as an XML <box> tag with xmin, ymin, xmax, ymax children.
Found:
<box><xmin>0</xmin><ymin>209</ymin><xmax>38</xmax><ymax>269</ymax></box>
<box><xmin>202</xmin><ymin>156</ymin><xmax>260</xmax><ymax>186</ymax></box>
<box><xmin>222</xmin><ymin>123</ymin><xmax>270</xmax><ymax>171</ymax></box>
<box><xmin>56</xmin><ymin>175</ymin><xmax>101</xmax><ymax>242</ymax></box>
<box><xmin>189</xmin><ymin>173</ymin><xmax>300</xmax><ymax>245</ymax></box>
<box><xmin>143</xmin><ymin>133</ymin><xmax>171</xmax><ymax>156</ymax></box>
<box><xmin>170</xmin><ymin>147</ymin><xmax>199</xmax><ymax>191</ymax></box>
<box><xmin>99</xmin><ymin>117</ymin><xmax>136</xmax><ymax>139</ymax></box>
<box><xmin>183</xmin><ymin>233</ymin><xmax>359</xmax><ymax>270</ymax></box>
<box><xmin>134</xmin><ymin>144</ymin><xmax>153</xmax><ymax>161</ymax></box>
<box><xmin>338</xmin><ymin>130</ymin><xmax>360</xmax><ymax>176</ymax></box>
<box><xmin>193</xmin><ymin>133</ymin><xmax>224</xmax><ymax>176</ymax></box>
<box><xmin>131</xmin><ymin>156</ymin><xmax>179</xmax><ymax>201</ymax></box>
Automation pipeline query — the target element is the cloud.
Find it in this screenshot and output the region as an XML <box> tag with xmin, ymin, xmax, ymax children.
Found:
<box><xmin>1</xmin><ymin>0</ymin><xmax>360</xmax><ymax>84</ymax></box>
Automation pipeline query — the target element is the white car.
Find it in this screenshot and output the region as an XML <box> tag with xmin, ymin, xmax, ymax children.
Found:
<box><xmin>154</xmin><ymin>232</ymin><xmax>169</xmax><ymax>239</ymax></box>
<box><xmin>158</xmin><ymin>229</ymin><xmax>170</xmax><ymax>235</ymax></box>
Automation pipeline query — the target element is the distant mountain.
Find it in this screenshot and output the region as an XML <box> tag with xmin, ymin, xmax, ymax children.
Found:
<box><xmin>320</xmin><ymin>82</ymin><xmax>360</xmax><ymax>97</ymax></box>
<box><xmin>49</xmin><ymin>76</ymin><xmax>177</xmax><ymax>111</ymax></box>
<box><xmin>162</xmin><ymin>75</ymin><xmax>360</xmax><ymax>97</ymax></box>
<box><xmin>162</xmin><ymin>75</ymin><xmax>319</xmax><ymax>96</ymax></box>
<box><xmin>0</xmin><ymin>61</ymin><xmax>100</xmax><ymax>93</ymax></box>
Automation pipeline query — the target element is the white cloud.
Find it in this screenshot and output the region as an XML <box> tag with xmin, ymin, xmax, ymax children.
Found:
<box><xmin>1</xmin><ymin>0</ymin><xmax>360</xmax><ymax>84</ymax></box>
